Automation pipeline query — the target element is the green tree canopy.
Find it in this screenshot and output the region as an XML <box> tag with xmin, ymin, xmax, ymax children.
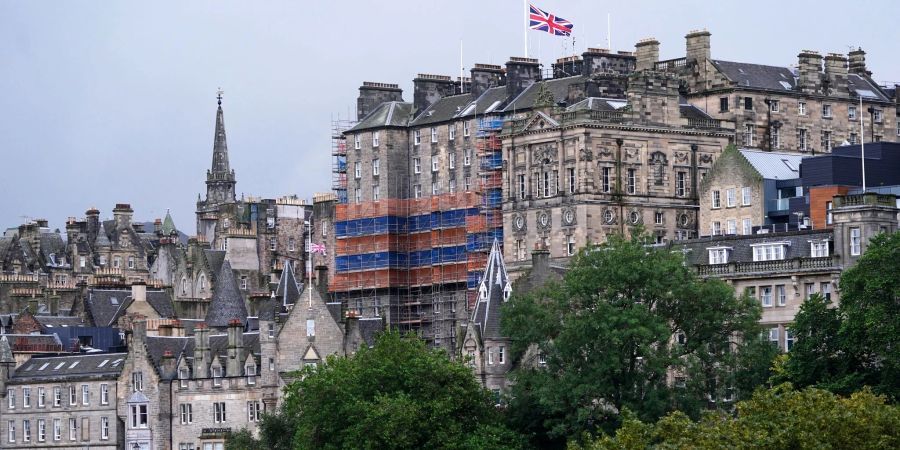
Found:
<box><xmin>228</xmin><ymin>331</ymin><xmax>525</xmax><ymax>450</ymax></box>
<box><xmin>501</xmin><ymin>233</ymin><xmax>773</xmax><ymax>446</ymax></box>
<box><xmin>576</xmin><ymin>384</ymin><xmax>900</xmax><ymax>450</ymax></box>
<box><xmin>784</xmin><ymin>231</ymin><xmax>900</xmax><ymax>399</ymax></box>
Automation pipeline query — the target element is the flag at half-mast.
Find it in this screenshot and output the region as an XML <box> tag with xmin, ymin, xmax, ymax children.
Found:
<box><xmin>529</xmin><ymin>4</ymin><xmax>574</xmax><ymax>36</ymax></box>
<box><xmin>309</xmin><ymin>243</ymin><xmax>327</xmax><ymax>255</ymax></box>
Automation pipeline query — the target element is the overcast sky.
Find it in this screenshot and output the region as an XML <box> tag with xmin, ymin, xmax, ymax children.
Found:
<box><xmin>2</xmin><ymin>1</ymin><xmax>898</xmax><ymax>234</ymax></box>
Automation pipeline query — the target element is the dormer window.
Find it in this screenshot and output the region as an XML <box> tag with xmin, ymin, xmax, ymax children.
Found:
<box><xmin>479</xmin><ymin>284</ymin><xmax>487</xmax><ymax>301</ymax></box>
<box><xmin>810</xmin><ymin>240</ymin><xmax>830</xmax><ymax>258</ymax></box>
<box><xmin>179</xmin><ymin>368</ymin><xmax>189</xmax><ymax>388</ymax></box>
<box><xmin>707</xmin><ymin>247</ymin><xmax>731</xmax><ymax>265</ymax></box>
<box><xmin>198</xmin><ymin>274</ymin><xmax>206</xmax><ymax>291</ymax></box>
<box><xmin>503</xmin><ymin>283</ymin><xmax>512</xmax><ymax>301</ymax></box>
<box><xmin>212</xmin><ymin>366</ymin><xmax>222</xmax><ymax>387</ymax></box>
<box><xmin>246</xmin><ymin>364</ymin><xmax>256</xmax><ymax>385</ymax></box>
<box><xmin>751</xmin><ymin>242</ymin><xmax>788</xmax><ymax>261</ymax></box>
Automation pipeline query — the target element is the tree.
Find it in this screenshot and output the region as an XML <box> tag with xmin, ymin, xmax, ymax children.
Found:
<box><xmin>501</xmin><ymin>233</ymin><xmax>770</xmax><ymax>445</ymax></box>
<box><xmin>784</xmin><ymin>232</ymin><xmax>900</xmax><ymax>399</ymax></box>
<box><xmin>258</xmin><ymin>331</ymin><xmax>525</xmax><ymax>450</ymax></box>
<box><xmin>575</xmin><ymin>384</ymin><xmax>900</xmax><ymax>450</ymax></box>
<box><xmin>225</xmin><ymin>412</ymin><xmax>295</xmax><ymax>450</ymax></box>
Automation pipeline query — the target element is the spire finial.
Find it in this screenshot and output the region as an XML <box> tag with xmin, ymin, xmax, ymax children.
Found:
<box><xmin>216</xmin><ymin>87</ymin><xmax>224</xmax><ymax>106</ymax></box>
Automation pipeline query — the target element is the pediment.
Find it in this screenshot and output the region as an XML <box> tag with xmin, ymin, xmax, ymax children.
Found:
<box><xmin>521</xmin><ymin>111</ymin><xmax>560</xmax><ymax>132</ymax></box>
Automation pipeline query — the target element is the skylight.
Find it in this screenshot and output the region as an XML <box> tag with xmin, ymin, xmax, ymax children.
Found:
<box><xmin>484</xmin><ymin>100</ymin><xmax>502</xmax><ymax>113</ymax></box>
<box><xmin>782</xmin><ymin>159</ymin><xmax>797</xmax><ymax>172</ymax></box>
<box><xmin>110</xmin><ymin>297</ymin><xmax>119</xmax><ymax>305</ymax></box>
<box><xmin>779</xmin><ymin>80</ymin><xmax>792</xmax><ymax>90</ymax></box>
<box><xmin>111</xmin><ymin>359</ymin><xmax>124</xmax><ymax>367</ymax></box>
<box><xmin>38</xmin><ymin>363</ymin><xmax>49</xmax><ymax>371</ymax></box>
<box><xmin>460</xmin><ymin>104</ymin><xmax>476</xmax><ymax>116</ymax></box>
<box><xmin>855</xmin><ymin>89</ymin><xmax>877</xmax><ymax>99</ymax></box>
<box><xmin>98</xmin><ymin>359</ymin><xmax>109</xmax><ymax>368</ymax></box>
<box><xmin>55</xmin><ymin>362</ymin><xmax>65</xmax><ymax>370</ymax></box>
<box><xmin>69</xmin><ymin>361</ymin><xmax>79</xmax><ymax>369</ymax></box>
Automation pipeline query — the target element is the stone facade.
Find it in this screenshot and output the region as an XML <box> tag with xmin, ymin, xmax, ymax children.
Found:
<box><xmin>698</xmin><ymin>147</ymin><xmax>766</xmax><ymax>236</ymax></box>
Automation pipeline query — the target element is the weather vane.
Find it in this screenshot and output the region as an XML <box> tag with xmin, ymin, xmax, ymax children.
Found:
<box><xmin>217</xmin><ymin>87</ymin><xmax>224</xmax><ymax>105</ymax></box>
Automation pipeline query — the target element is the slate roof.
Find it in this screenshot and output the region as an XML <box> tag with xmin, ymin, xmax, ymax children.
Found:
<box><xmin>358</xmin><ymin>317</ymin><xmax>384</xmax><ymax>347</ymax></box>
<box><xmin>847</xmin><ymin>73</ymin><xmax>891</xmax><ymax>101</ymax></box>
<box><xmin>0</xmin><ymin>238</ymin><xmax>12</xmax><ymax>264</ymax></box>
<box><xmin>674</xmin><ymin>229</ymin><xmax>834</xmax><ymax>266</ymax></box>
<box><xmin>504</xmin><ymin>75</ymin><xmax>586</xmax><ymax>112</ymax></box>
<box><xmin>10</xmin><ymin>352</ymin><xmax>127</xmax><ymax>382</ymax></box>
<box><xmin>86</xmin><ymin>288</ymin><xmax>176</xmax><ymax>327</ymax></box>
<box><xmin>680</xmin><ymin>104</ymin><xmax>713</xmax><ymax>120</ymax></box>
<box><xmin>35</xmin><ymin>316</ymin><xmax>87</xmax><ymax>329</ymax></box>
<box><xmin>712</xmin><ymin>60</ymin><xmax>798</xmax><ymax>91</ymax></box>
<box><xmin>275</xmin><ymin>261</ymin><xmax>302</xmax><ymax>308</ymax></box>
<box><xmin>565</xmin><ymin>97</ymin><xmax>623</xmax><ymax>112</ymax></box>
<box><xmin>472</xmin><ymin>86</ymin><xmax>509</xmax><ymax>115</ymax></box>
<box><xmin>470</xmin><ymin>240</ymin><xmax>511</xmax><ymax>339</ymax></box>
<box><xmin>4</xmin><ymin>333</ymin><xmax>68</xmax><ymax>352</ymax></box>
<box><xmin>739</xmin><ymin>149</ymin><xmax>805</xmax><ymax>180</ymax></box>
<box><xmin>203</xmin><ymin>250</ymin><xmax>226</xmax><ymax>277</ymax></box>
<box><xmin>39</xmin><ymin>233</ymin><xmax>67</xmax><ymax>267</ymax></box>
<box><xmin>347</xmin><ymin>101</ymin><xmax>415</xmax><ymax>132</ymax></box>
<box><xmin>409</xmin><ymin>93</ymin><xmax>474</xmax><ymax>126</ymax></box>
<box><xmin>205</xmin><ymin>260</ymin><xmax>249</xmax><ymax>328</ymax></box>
<box><xmin>161</xmin><ymin>210</ymin><xmax>177</xmax><ymax>235</ymax></box>
<box><xmin>144</xmin><ymin>332</ymin><xmax>261</xmax><ymax>379</ymax></box>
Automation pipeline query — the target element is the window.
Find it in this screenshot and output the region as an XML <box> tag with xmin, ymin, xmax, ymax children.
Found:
<box><xmin>288</xmin><ymin>238</ymin><xmax>296</xmax><ymax>252</ymax></box>
<box><xmin>128</xmin><ymin>256</ymin><xmax>135</xmax><ymax>269</ymax></box>
<box><xmin>826</xmin><ymin>201</ymin><xmax>833</xmax><ymax>225</ymax></box>
<box><xmin>448</xmin><ymin>152</ymin><xmax>456</xmax><ymax>169</ymax></box>
<box><xmin>431</xmin><ymin>155</ymin><xmax>439</xmax><ymax>172</ymax></box>
<box><xmin>353</xmin><ymin>134</ymin><xmax>360</xmax><ymax>150</ymax></box>
<box><xmin>626</xmin><ymin>169</ymin><xmax>636</xmax><ymax>194</ymax></box>
<box><xmin>374</xmin><ymin>297</ymin><xmax>382</xmax><ymax>317</ymax></box>
<box><xmin>726</xmin><ymin>219</ymin><xmax>737</xmax><ymax>235</ymax></box>
<box><xmin>22</xmin><ymin>387</ymin><xmax>30</xmax><ymax>408</ymax></box>
<box><xmin>743</xmin><ymin>218</ymin><xmax>752</xmax><ymax>235</ymax></box>
<box><xmin>811</xmin><ymin>240</ymin><xmax>829</xmax><ymax>257</ymax></box>
<box><xmin>37</xmin><ymin>388</ymin><xmax>44</xmax><ymax>408</ymax></box>
<box><xmin>823</xmin><ymin>131</ymin><xmax>832</xmax><ymax>151</ymax></box>
<box><xmin>712</xmin><ymin>221</ymin><xmax>721</xmax><ymax>236</ymax></box>
<box><xmin>768</xmin><ymin>327</ymin><xmax>780</xmax><ymax>346</ymax></box>
<box><xmin>850</xmin><ymin>132</ymin><xmax>858</xmax><ymax>145</ymax></box>
<box><xmin>214</xmin><ymin>402</ymin><xmax>227</xmax><ymax>423</ymax></box>
<box><xmin>805</xmin><ymin>282</ymin><xmax>816</xmax><ymax>300</ymax></box>
<box><xmin>322</xmin><ymin>221</ymin><xmax>328</xmax><ymax>237</ymax></box>
<box><xmin>785</xmin><ymin>328</ymin><xmax>796</xmax><ymax>351</ymax></box>
<box><xmin>517</xmin><ymin>174</ymin><xmax>526</xmax><ymax>199</ymax></box>
<box><xmin>744</xmin><ymin>97</ymin><xmax>753</xmax><ymax>110</ymax></box>
<box><xmin>799</xmin><ymin>129</ymin><xmax>808</xmax><ymax>151</ymax></box>
<box><xmin>79</xmin><ymin>256</ymin><xmax>86</xmax><ymax>268</ymax></box>
<box><xmin>463</xmin><ymin>121</ymin><xmax>470</xmax><ymax>136</ymax></box>
<box><xmin>268</xmin><ymin>323</ymin><xmax>275</xmax><ymax>339</ymax></box>
<box><xmin>269</xmin><ymin>237</ymin><xmax>277</xmax><ymax>251</ymax></box>
<box><xmin>676</xmin><ymin>171</ymin><xmax>686</xmax><ymax>197</ymax></box>
<box><xmin>212</xmin><ymin>366</ymin><xmax>222</xmax><ymax>387</ymax></box>
<box><xmin>53</xmin><ymin>387</ymin><xmax>61</xmax><ymax>407</ymax></box>
<box><xmin>372</xmin><ymin>158</ymin><xmax>380</xmax><ymax>176</ymax></box>
<box><xmin>752</xmin><ymin>244</ymin><xmax>786</xmax><ymax>261</ymax></box>
<box><xmin>850</xmin><ymin>227</ymin><xmax>861</xmax><ymax>255</ymax></box>
<box><xmin>68</xmin><ymin>418</ymin><xmax>76</xmax><ymax>441</ymax></box>
<box><xmin>776</xmin><ymin>285</ymin><xmax>787</xmax><ymax>306</ymax></box>
<box><xmin>100</xmin><ymin>417</ymin><xmax>109</xmax><ymax>440</ymax></box>
<box><xmin>567</xmin><ymin>167</ymin><xmax>576</xmax><ymax>193</ymax></box>
<box><xmin>7</xmin><ymin>420</ymin><xmax>14</xmax><ymax>443</ymax></box>
<box><xmin>896</xmin><ymin>121</ymin><xmax>900</xmax><ymax>137</ymax></box>
<box><xmin>69</xmin><ymin>386</ymin><xmax>76</xmax><ymax>405</ymax></box>
<box><xmin>798</xmin><ymin>101</ymin><xmax>806</xmax><ymax>116</ymax></box>
<box><xmin>53</xmin><ymin>418</ymin><xmax>60</xmax><ymax>441</ymax></box>
<box><xmin>743</xmin><ymin>123</ymin><xmax>754</xmax><ymax>147</ymax></box>
<box><xmin>771</xmin><ymin>127</ymin><xmax>780</xmax><ymax>149</ymax></box>
<box><xmin>414</xmin><ymin>184</ymin><xmax>422</xmax><ymax>198</ymax></box>
<box><xmin>822</xmin><ymin>104</ymin><xmax>832</xmax><ymax>118</ymax></box>
<box><xmin>655</xmin><ymin>212</ymin><xmax>663</xmax><ymax>225</ymax></box>
<box><xmin>131</xmin><ymin>404</ymin><xmax>148</xmax><ymax>428</ymax></box>
<box><xmin>874</xmin><ymin>109</ymin><xmax>883</xmax><ymax>122</ymax></box>
<box><xmin>82</xmin><ymin>384</ymin><xmax>90</xmax><ymax>405</ymax></box>
<box><xmin>353</xmin><ymin>161</ymin><xmax>361</xmax><ymax>179</ymax></box>
<box><xmin>181</xmin><ymin>403</ymin><xmax>193</xmax><ymax>424</ymax></box>
<box><xmin>372</xmin><ymin>184</ymin><xmax>380</xmax><ymax>201</ymax></box>
<box><xmin>719</xmin><ymin>97</ymin><xmax>729</xmax><ymax>112</ymax></box>
<box><xmin>248</xmin><ymin>401</ymin><xmax>263</xmax><ymax>422</ymax></box>
<box><xmin>38</xmin><ymin>419</ymin><xmax>45</xmax><ymax>442</ymax></box>
<box><xmin>711</xmin><ymin>190</ymin><xmax>721</xmax><ymax>208</ymax></box>
<box><xmin>179</xmin><ymin>368</ymin><xmax>189</xmax><ymax>388</ymax></box>
<box><xmin>566</xmin><ymin>235</ymin><xmax>576</xmax><ymax>256</ymax></box>
<box><xmin>708</xmin><ymin>248</ymin><xmax>729</xmax><ymax>264</ymax></box>
<box><xmin>761</xmin><ymin>286</ymin><xmax>773</xmax><ymax>307</ymax></box>
<box><xmin>769</xmin><ymin>100</ymin><xmax>779</xmax><ymax>112</ymax></box>
<box><xmin>372</xmin><ymin>131</ymin><xmax>380</xmax><ymax>147</ymax></box>
<box><xmin>821</xmin><ymin>282</ymin><xmax>832</xmax><ymax>301</ymax></box>
<box><xmin>269</xmin><ymin>357</ymin><xmax>275</xmax><ymax>371</ymax></box>
<box><xmin>113</xmin><ymin>256</ymin><xmax>121</xmax><ymax>269</ymax></box>
<box><xmin>463</xmin><ymin>176</ymin><xmax>471</xmax><ymax>192</ymax></box>
<box><xmin>306</xmin><ymin>319</ymin><xmax>315</xmax><ymax>337</ymax></box>
<box><xmin>542</xmin><ymin>171</ymin><xmax>551</xmax><ymax>197</ymax></box>
<box><xmin>463</xmin><ymin>148</ymin><xmax>472</xmax><ymax>166</ymax></box>
<box><xmin>430</xmin><ymin>127</ymin><xmax>437</xmax><ymax>143</ymax></box>
<box><xmin>849</xmin><ymin>105</ymin><xmax>857</xmax><ymax>120</ymax></box>
<box><xmin>498</xmin><ymin>346</ymin><xmax>505</xmax><ymax>364</ymax></box>
<box><xmin>6</xmin><ymin>389</ymin><xmax>13</xmax><ymax>409</ymax></box>
<box><xmin>739</xmin><ymin>187</ymin><xmax>751</xmax><ymax>206</ymax></box>
<box><xmin>487</xmin><ymin>347</ymin><xmax>494</xmax><ymax>365</ymax></box>
<box><xmin>432</xmin><ymin>181</ymin><xmax>439</xmax><ymax>195</ymax></box>
<box><xmin>448</xmin><ymin>124</ymin><xmax>455</xmax><ymax>140</ymax></box>
<box><xmin>22</xmin><ymin>419</ymin><xmax>29</xmax><ymax>442</ymax></box>
<box><xmin>726</xmin><ymin>188</ymin><xmax>736</xmax><ymax>207</ymax></box>
<box><xmin>414</xmin><ymin>130</ymin><xmax>421</xmax><ymax>145</ymax></box>
<box><xmin>602</xmin><ymin>167</ymin><xmax>612</xmax><ymax>193</ymax></box>
<box><xmin>354</xmin><ymin>188</ymin><xmax>361</xmax><ymax>204</ymax></box>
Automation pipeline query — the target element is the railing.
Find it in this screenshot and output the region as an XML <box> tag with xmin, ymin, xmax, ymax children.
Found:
<box><xmin>686</xmin><ymin>118</ymin><xmax>723</xmax><ymax>129</ymax></box>
<box><xmin>770</xmin><ymin>198</ymin><xmax>791</xmax><ymax>211</ymax></box>
<box><xmin>0</xmin><ymin>274</ymin><xmax>39</xmax><ymax>283</ymax></box>
<box><xmin>654</xmin><ymin>58</ymin><xmax>687</xmax><ymax>71</ymax></box>
<box><xmin>833</xmin><ymin>193</ymin><xmax>897</xmax><ymax>208</ymax></box>
<box><xmin>696</xmin><ymin>256</ymin><xmax>837</xmax><ymax>276</ymax></box>
<box><xmin>590</xmin><ymin>110</ymin><xmax>625</xmax><ymax>122</ymax></box>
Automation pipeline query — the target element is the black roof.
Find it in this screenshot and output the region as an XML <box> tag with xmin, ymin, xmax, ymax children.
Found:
<box><xmin>674</xmin><ymin>229</ymin><xmax>833</xmax><ymax>266</ymax></box>
<box><xmin>11</xmin><ymin>352</ymin><xmax>127</xmax><ymax>382</ymax></box>
<box><xmin>358</xmin><ymin>317</ymin><xmax>383</xmax><ymax>347</ymax></box>
<box><xmin>85</xmin><ymin>288</ymin><xmax>175</xmax><ymax>327</ymax></box>
<box><xmin>205</xmin><ymin>260</ymin><xmax>249</xmax><ymax>328</ymax></box>
<box><xmin>275</xmin><ymin>261</ymin><xmax>302</xmax><ymax>308</ymax></box>
<box><xmin>504</xmin><ymin>76</ymin><xmax>586</xmax><ymax>112</ymax></box>
<box><xmin>711</xmin><ymin>60</ymin><xmax>797</xmax><ymax>92</ymax></box>
<box><xmin>346</xmin><ymin>101</ymin><xmax>415</xmax><ymax>132</ymax></box>
<box><xmin>409</xmin><ymin>93</ymin><xmax>474</xmax><ymax>126</ymax></box>
<box><xmin>470</xmin><ymin>240</ymin><xmax>510</xmax><ymax>339</ymax></box>
<box><xmin>144</xmin><ymin>332</ymin><xmax>260</xmax><ymax>379</ymax></box>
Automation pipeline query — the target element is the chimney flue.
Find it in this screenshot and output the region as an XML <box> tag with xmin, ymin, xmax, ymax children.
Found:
<box><xmin>505</xmin><ymin>57</ymin><xmax>541</xmax><ymax>100</ymax></box>
<box><xmin>357</xmin><ymin>82</ymin><xmax>403</xmax><ymax>120</ymax></box>
<box><xmin>635</xmin><ymin>38</ymin><xmax>660</xmax><ymax>71</ymax></box>
<box><xmin>470</xmin><ymin>63</ymin><xmax>505</xmax><ymax>99</ymax></box>
<box><xmin>412</xmin><ymin>73</ymin><xmax>457</xmax><ymax>113</ymax></box>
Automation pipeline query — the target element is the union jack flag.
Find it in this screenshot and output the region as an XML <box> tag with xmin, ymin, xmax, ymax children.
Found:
<box><xmin>309</xmin><ymin>243</ymin><xmax>327</xmax><ymax>255</ymax></box>
<box><xmin>529</xmin><ymin>4</ymin><xmax>573</xmax><ymax>36</ymax></box>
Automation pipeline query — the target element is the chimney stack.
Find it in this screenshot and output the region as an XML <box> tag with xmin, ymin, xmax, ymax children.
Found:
<box><xmin>132</xmin><ymin>319</ymin><xmax>147</xmax><ymax>357</ymax></box>
<box><xmin>226</xmin><ymin>319</ymin><xmax>244</xmax><ymax>377</ymax></box>
<box><xmin>635</xmin><ymin>38</ymin><xmax>660</xmax><ymax>71</ymax></box>
<box><xmin>131</xmin><ymin>281</ymin><xmax>147</xmax><ymax>303</ymax></box>
<box><xmin>469</xmin><ymin>64</ymin><xmax>506</xmax><ymax>99</ymax></box>
<box><xmin>505</xmin><ymin>57</ymin><xmax>541</xmax><ymax>100</ymax></box>
<box><xmin>357</xmin><ymin>82</ymin><xmax>403</xmax><ymax>120</ymax></box>
<box><xmin>824</xmin><ymin>53</ymin><xmax>849</xmax><ymax>95</ymax></box>
<box><xmin>531</xmin><ymin>243</ymin><xmax>550</xmax><ymax>275</ymax></box>
<box><xmin>685</xmin><ymin>30</ymin><xmax>711</xmax><ymax>64</ymax></box>
<box><xmin>160</xmin><ymin>350</ymin><xmax>177</xmax><ymax>377</ymax></box>
<box><xmin>848</xmin><ymin>48</ymin><xmax>868</xmax><ymax>75</ymax></box>
<box><xmin>193</xmin><ymin>323</ymin><xmax>211</xmax><ymax>379</ymax></box>
<box><xmin>112</xmin><ymin>203</ymin><xmax>134</xmax><ymax>230</ymax></box>
<box><xmin>798</xmin><ymin>51</ymin><xmax>824</xmax><ymax>94</ymax></box>
<box><xmin>85</xmin><ymin>207</ymin><xmax>100</xmax><ymax>243</ymax></box>
<box><xmin>581</xmin><ymin>48</ymin><xmax>636</xmax><ymax>76</ymax></box>
<box><xmin>413</xmin><ymin>73</ymin><xmax>458</xmax><ymax>112</ymax></box>
<box><xmin>552</xmin><ymin>55</ymin><xmax>583</xmax><ymax>78</ymax></box>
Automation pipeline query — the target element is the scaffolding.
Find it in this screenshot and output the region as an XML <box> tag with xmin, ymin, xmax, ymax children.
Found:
<box><xmin>331</xmin><ymin>118</ymin><xmax>356</xmax><ymax>204</ymax></box>
<box><xmin>469</xmin><ymin>115</ymin><xmax>505</xmax><ymax>308</ymax></box>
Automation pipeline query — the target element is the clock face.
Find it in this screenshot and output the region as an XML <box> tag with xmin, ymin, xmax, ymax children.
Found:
<box><xmin>540</xmin><ymin>213</ymin><xmax>549</xmax><ymax>227</ymax></box>
<box><xmin>564</xmin><ymin>210</ymin><xmax>574</xmax><ymax>225</ymax></box>
<box><xmin>514</xmin><ymin>216</ymin><xmax>524</xmax><ymax>230</ymax></box>
<box><xmin>604</xmin><ymin>210</ymin><xmax>614</xmax><ymax>224</ymax></box>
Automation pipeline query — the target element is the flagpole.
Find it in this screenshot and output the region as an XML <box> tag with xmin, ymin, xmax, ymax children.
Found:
<box><xmin>524</xmin><ymin>0</ymin><xmax>528</xmax><ymax>57</ymax></box>
<box><xmin>860</xmin><ymin>95</ymin><xmax>866</xmax><ymax>191</ymax></box>
<box><xmin>607</xmin><ymin>13</ymin><xmax>611</xmax><ymax>50</ymax></box>
<box><xmin>307</xmin><ymin>221</ymin><xmax>313</xmax><ymax>309</ymax></box>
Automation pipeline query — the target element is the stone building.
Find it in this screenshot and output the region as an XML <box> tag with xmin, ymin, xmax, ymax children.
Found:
<box><xmin>698</xmin><ymin>147</ymin><xmax>805</xmax><ymax>236</ymax></box>
<box><xmin>0</xmin><ymin>351</ymin><xmax>127</xmax><ymax>449</ymax></box>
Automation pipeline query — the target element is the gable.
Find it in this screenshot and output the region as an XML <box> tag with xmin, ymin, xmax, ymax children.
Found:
<box><xmin>303</xmin><ymin>345</ymin><xmax>320</xmax><ymax>361</ymax></box>
<box><xmin>700</xmin><ymin>146</ymin><xmax>761</xmax><ymax>193</ymax></box>
<box><xmin>521</xmin><ymin>111</ymin><xmax>560</xmax><ymax>132</ymax></box>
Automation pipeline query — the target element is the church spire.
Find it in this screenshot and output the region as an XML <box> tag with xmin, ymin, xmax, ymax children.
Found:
<box><xmin>205</xmin><ymin>88</ymin><xmax>236</xmax><ymax>205</ymax></box>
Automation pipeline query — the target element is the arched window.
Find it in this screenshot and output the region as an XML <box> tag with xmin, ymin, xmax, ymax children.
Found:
<box><xmin>181</xmin><ymin>277</ymin><xmax>188</xmax><ymax>295</ymax></box>
<box><xmin>198</xmin><ymin>274</ymin><xmax>206</xmax><ymax>291</ymax></box>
